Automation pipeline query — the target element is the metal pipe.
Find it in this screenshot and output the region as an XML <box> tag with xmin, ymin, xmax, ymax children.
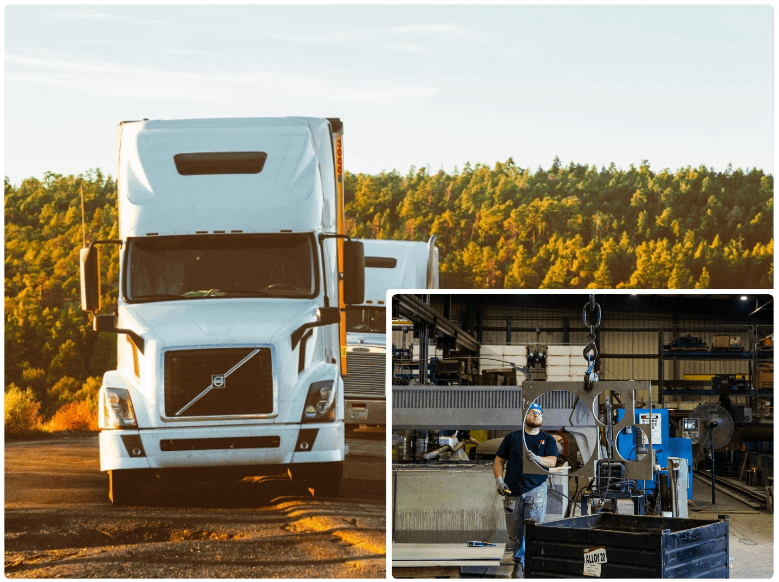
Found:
<box><xmin>422</xmin><ymin>444</ymin><xmax>452</xmax><ymax>461</ymax></box>
<box><xmin>711</xmin><ymin>447</ymin><xmax>716</xmax><ymax>504</ymax></box>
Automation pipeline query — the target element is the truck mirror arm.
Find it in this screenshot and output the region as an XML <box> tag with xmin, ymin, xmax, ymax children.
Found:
<box><xmin>291</xmin><ymin>307</ymin><xmax>341</xmax><ymax>350</ymax></box>
<box><xmin>93</xmin><ymin>314</ymin><xmax>145</xmax><ymax>354</ymax></box>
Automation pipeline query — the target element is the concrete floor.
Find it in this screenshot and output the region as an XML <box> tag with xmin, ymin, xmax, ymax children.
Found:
<box><xmin>690</xmin><ymin>475</ymin><xmax>774</xmax><ymax>579</ymax></box>
<box><xmin>721</xmin><ymin>510</ymin><xmax>774</xmax><ymax>578</ymax></box>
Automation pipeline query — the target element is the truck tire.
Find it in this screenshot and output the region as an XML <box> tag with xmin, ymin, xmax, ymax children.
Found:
<box><xmin>290</xmin><ymin>462</ymin><xmax>343</xmax><ymax>498</ymax></box>
<box><xmin>108</xmin><ymin>470</ymin><xmax>142</xmax><ymax>505</ymax></box>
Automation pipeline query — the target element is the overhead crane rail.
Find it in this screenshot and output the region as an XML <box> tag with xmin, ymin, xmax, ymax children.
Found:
<box><xmin>393</xmin><ymin>294</ymin><xmax>480</xmax><ymax>353</ymax></box>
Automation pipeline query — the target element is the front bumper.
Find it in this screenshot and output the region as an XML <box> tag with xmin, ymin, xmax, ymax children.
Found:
<box><xmin>99</xmin><ymin>422</ymin><xmax>344</xmax><ymax>472</ymax></box>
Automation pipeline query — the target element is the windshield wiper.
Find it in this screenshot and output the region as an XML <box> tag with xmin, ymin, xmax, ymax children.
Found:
<box><xmin>183</xmin><ymin>289</ymin><xmax>277</xmax><ymax>298</ymax></box>
<box><xmin>133</xmin><ymin>293</ymin><xmax>184</xmax><ymax>301</ymax></box>
<box><xmin>213</xmin><ymin>289</ymin><xmax>277</xmax><ymax>297</ymax></box>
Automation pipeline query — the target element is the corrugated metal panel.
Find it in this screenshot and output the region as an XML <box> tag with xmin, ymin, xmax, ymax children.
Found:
<box><xmin>392</xmin><ymin>387</ymin><xmax>522</xmax><ymax>409</ymax></box>
<box><xmin>392</xmin><ymin>386</ymin><xmax>526</xmax><ymax>429</ymax></box>
<box><xmin>537</xmin><ymin>390</ymin><xmax>577</xmax><ymax>409</ymax></box>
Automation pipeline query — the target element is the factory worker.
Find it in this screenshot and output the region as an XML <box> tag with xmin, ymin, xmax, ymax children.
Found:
<box><xmin>439</xmin><ymin>429</ymin><xmax>480</xmax><ymax>461</ymax></box>
<box><xmin>440</xmin><ymin>429</ymin><xmax>481</xmax><ymax>447</ymax></box>
<box><xmin>493</xmin><ymin>402</ymin><xmax>558</xmax><ymax>578</ymax></box>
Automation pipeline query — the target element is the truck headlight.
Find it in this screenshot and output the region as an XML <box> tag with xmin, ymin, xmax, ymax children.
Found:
<box><xmin>301</xmin><ymin>380</ymin><xmax>336</xmax><ymax>423</ymax></box>
<box><xmin>103</xmin><ymin>387</ymin><xmax>138</xmax><ymax>429</ymax></box>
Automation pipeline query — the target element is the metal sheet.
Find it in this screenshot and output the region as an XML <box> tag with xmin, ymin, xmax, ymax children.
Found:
<box><xmin>392</xmin><ymin>561</ymin><xmax>499</xmax><ymax>567</ymax></box>
<box><xmin>392</xmin><ymin>464</ymin><xmax>508</xmax><ymax>544</ymax></box>
<box><xmin>392</xmin><ymin>543</ymin><xmax>505</xmax><ymax>562</ymax></box>
<box><xmin>392</xmin><ymin>386</ymin><xmax>523</xmax><ymax>429</ymax></box>
<box><xmin>522</xmin><ymin>381</ymin><xmax>654</xmax><ymax>480</ymax></box>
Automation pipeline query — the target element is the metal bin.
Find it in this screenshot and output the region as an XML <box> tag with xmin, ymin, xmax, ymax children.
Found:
<box><xmin>525</xmin><ymin>513</ymin><xmax>729</xmax><ymax>578</ymax></box>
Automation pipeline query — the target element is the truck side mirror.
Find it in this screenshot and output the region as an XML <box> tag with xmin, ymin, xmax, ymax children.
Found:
<box><xmin>93</xmin><ymin>314</ymin><xmax>117</xmax><ymax>332</ymax></box>
<box><xmin>343</xmin><ymin>240</ymin><xmax>365</xmax><ymax>305</ymax></box>
<box><xmin>80</xmin><ymin>246</ymin><xmax>101</xmax><ymax>312</ymax></box>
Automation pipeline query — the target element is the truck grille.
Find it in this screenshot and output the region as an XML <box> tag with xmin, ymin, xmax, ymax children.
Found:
<box><xmin>344</xmin><ymin>351</ymin><xmax>385</xmax><ymax>398</ymax></box>
<box><xmin>164</xmin><ymin>348</ymin><xmax>273</xmax><ymax>417</ymax></box>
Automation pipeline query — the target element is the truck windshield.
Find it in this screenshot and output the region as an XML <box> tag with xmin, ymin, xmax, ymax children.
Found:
<box><xmin>346</xmin><ymin>307</ymin><xmax>385</xmax><ymax>333</ymax></box>
<box><xmin>126</xmin><ymin>233</ymin><xmax>317</xmax><ymax>301</ymax></box>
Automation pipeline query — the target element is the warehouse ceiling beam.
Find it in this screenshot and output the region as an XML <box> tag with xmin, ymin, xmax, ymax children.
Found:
<box><xmin>393</xmin><ymin>294</ymin><xmax>480</xmax><ymax>353</ymax></box>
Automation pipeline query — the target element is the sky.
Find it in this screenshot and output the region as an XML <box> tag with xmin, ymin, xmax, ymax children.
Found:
<box><xmin>3</xmin><ymin>4</ymin><xmax>774</xmax><ymax>186</ymax></box>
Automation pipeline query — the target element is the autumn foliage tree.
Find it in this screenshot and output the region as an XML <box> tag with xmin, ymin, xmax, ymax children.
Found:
<box><xmin>4</xmin><ymin>159</ymin><xmax>774</xmax><ymax>425</ymax></box>
<box><xmin>343</xmin><ymin>160</ymin><xmax>772</xmax><ymax>289</ymax></box>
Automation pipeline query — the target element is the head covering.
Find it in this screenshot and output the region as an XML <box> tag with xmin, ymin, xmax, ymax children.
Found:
<box><xmin>528</xmin><ymin>402</ymin><xmax>544</xmax><ymax>414</ymax></box>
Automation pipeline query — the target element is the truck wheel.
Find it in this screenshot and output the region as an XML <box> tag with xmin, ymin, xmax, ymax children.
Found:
<box><xmin>108</xmin><ymin>470</ymin><xmax>142</xmax><ymax>505</ymax></box>
<box><xmin>291</xmin><ymin>462</ymin><xmax>343</xmax><ymax>498</ymax></box>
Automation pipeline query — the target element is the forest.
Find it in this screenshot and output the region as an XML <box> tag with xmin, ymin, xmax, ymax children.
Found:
<box><xmin>3</xmin><ymin>159</ymin><xmax>774</xmax><ymax>426</ymax></box>
<box><xmin>344</xmin><ymin>158</ymin><xmax>773</xmax><ymax>289</ymax></box>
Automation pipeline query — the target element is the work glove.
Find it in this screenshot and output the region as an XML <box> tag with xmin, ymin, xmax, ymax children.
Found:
<box><xmin>526</xmin><ymin>450</ymin><xmax>542</xmax><ymax>465</ymax></box>
<box><xmin>496</xmin><ymin>477</ymin><xmax>510</xmax><ymax>496</ymax></box>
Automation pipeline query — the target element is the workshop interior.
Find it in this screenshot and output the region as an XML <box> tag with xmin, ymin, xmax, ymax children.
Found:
<box><xmin>390</xmin><ymin>293</ymin><xmax>773</xmax><ymax>578</ymax></box>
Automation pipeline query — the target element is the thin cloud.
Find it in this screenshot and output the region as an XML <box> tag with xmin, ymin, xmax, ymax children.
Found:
<box><xmin>384</xmin><ymin>23</ymin><xmax>489</xmax><ymax>42</ymax></box>
<box><xmin>248</xmin><ymin>21</ymin><xmax>487</xmax><ymax>53</ymax></box>
<box><xmin>98</xmin><ymin>82</ymin><xmax>225</xmax><ymax>101</ymax></box>
<box><xmin>370</xmin><ymin>42</ymin><xmax>439</xmax><ymax>57</ymax></box>
<box><xmin>5</xmin><ymin>54</ymin><xmax>227</xmax><ymax>100</ymax></box>
<box><xmin>5</xmin><ymin>53</ymin><xmax>435</xmax><ymax>104</ymax></box>
<box><xmin>66</xmin><ymin>39</ymin><xmax>116</xmax><ymax>45</ymax></box>
<box><xmin>7</xmin><ymin>72</ymin><xmax>226</xmax><ymax>101</ymax></box>
<box><xmin>50</xmin><ymin>8</ymin><xmax>170</xmax><ymax>27</ymax></box>
<box><xmin>159</xmin><ymin>47</ymin><xmax>224</xmax><ymax>57</ymax></box>
<box><xmin>6</xmin><ymin>54</ymin><xmax>213</xmax><ymax>83</ymax></box>
<box><xmin>4</xmin><ymin>74</ymin><xmax>81</xmax><ymax>87</ymax></box>
<box><xmin>348</xmin><ymin>87</ymin><xmax>437</xmax><ymax>101</ymax></box>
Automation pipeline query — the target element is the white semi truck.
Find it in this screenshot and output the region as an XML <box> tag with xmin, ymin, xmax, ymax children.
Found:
<box><xmin>343</xmin><ymin>237</ymin><xmax>438</xmax><ymax>430</ymax></box>
<box><xmin>80</xmin><ymin>117</ymin><xmax>364</xmax><ymax>504</ymax></box>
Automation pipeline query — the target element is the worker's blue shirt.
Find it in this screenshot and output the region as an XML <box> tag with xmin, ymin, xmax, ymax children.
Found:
<box><xmin>441</xmin><ymin>429</ymin><xmax>471</xmax><ymax>441</ymax></box>
<box><xmin>497</xmin><ymin>429</ymin><xmax>558</xmax><ymax>495</ymax></box>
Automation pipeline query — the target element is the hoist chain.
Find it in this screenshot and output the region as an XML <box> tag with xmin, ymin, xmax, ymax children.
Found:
<box><xmin>583</xmin><ymin>295</ymin><xmax>601</xmax><ymax>390</ymax></box>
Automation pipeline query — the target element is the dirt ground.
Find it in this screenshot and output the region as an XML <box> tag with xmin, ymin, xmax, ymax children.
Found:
<box><xmin>4</xmin><ymin>428</ymin><xmax>386</xmax><ymax>578</ymax></box>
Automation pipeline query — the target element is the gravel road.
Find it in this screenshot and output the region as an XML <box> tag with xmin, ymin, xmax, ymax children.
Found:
<box><xmin>4</xmin><ymin>428</ymin><xmax>386</xmax><ymax>578</ymax></box>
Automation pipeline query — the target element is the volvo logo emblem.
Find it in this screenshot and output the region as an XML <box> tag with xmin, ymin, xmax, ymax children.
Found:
<box><xmin>212</xmin><ymin>374</ymin><xmax>226</xmax><ymax>389</ymax></box>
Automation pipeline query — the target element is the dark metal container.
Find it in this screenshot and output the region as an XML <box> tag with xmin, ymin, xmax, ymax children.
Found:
<box><xmin>525</xmin><ymin>513</ymin><xmax>729</xmax><ymax>578</ymax></box>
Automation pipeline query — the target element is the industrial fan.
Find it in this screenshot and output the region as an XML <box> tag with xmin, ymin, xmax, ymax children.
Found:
<box><xmin>686</xmin><ymin>404</ymin><xmax>735</xmax><ymax>505</ymax></box>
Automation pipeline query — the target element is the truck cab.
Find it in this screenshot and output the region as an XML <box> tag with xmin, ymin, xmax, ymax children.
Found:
<box><xmin>80</xmin><ymin>117</ymin><xmax>364</xmax><ymax>503</ymax></box>
<box><xmin>344</xmin><ymin>237</ymin><xmax>438</xmax><ymax>430</ymax></box>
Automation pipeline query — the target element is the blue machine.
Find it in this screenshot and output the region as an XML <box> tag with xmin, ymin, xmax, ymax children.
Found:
<box><xmin>616</xmin><ymin>408</ymin><xmax>694</xmax><ymax>500</ymax></box>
